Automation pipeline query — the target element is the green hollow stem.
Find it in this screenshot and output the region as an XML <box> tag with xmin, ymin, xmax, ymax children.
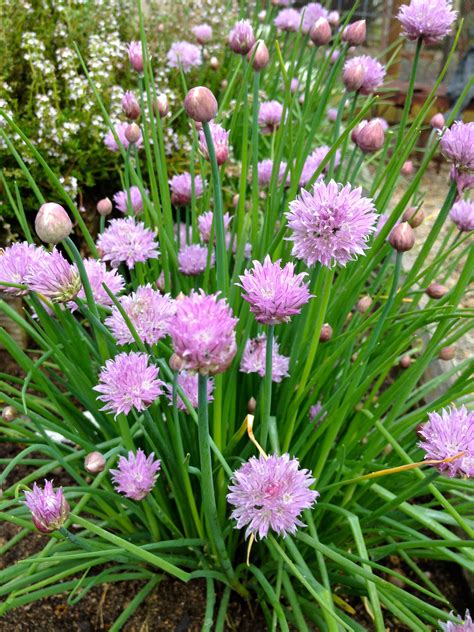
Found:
<box><xmin>250</xmin><ymin>71</ymin><xmax>261</xmax><ymax>247</ymax></box>
<box><xmin>395</xmin><ymin>38</ymin><xmax>422</xmax><ymax>149</ymax></box>
<box><xmin>260</xmin><ymin>325</ymin><xmax>274</xmax><ymax>451</ymax></box>
<box><xmin>202</xmin><ymin>122</ymin><xmax>228</xmax><ymax>294</ymax></box>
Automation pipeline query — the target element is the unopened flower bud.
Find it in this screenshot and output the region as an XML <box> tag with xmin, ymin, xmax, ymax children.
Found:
<box><xmin>389</xmin><ymin>222</ymin><xmax>415</xmax><ymax>252</ymax></box>
<box><xmin>258</xmin><ymin>10</ymin><xmax>266</xmax><ymax>22</ymax></box>
<box><xmin>248</xmin><ymin>397</ymin><xmax>257</xmax><ymax>414</ymax></box>
<box><xmin>438</xmin><ymin>346</ymin><xmax>455</xmax><ymax>361</ymax></box>
<box><xmin>184</xmin><ymin>86</ymin><xmax>218</xmax><ymax>123</ymax></box>
<box><xmin>221</xmin><ymin>79</ymin><xmax>228</xmax><ymax>89</ymax></box>
<box><xmin>35</xmin><ymin>202</ymin><xmax>72</xmax><ymax>244</ymax></box>
<box><xmin>232</xmin><ymin>193</ymin><xmax>240</xmax><ymax>208</ymax></box>
<box><xmin>96</xmin><ymin>197</ymin><xmax>113</xmax><ymax>216</ymax></box>
<box><xmin>356</xmin><ymin>119</ymin><xmax>385</xmax><ymax>153</ymax></box>
<box><xmin>356</xmin><ymin>295</ymin><xmax>372</xmax><ymax>313</ymax></box>
<box><xmin>121</xmin><ymin>92</ymin><xmax>140</xmax><ymax>120</ymax></box>
<box><xmin>343</xmin><ymin>62</ymin><xmax>365</xmax><ymax>92</ymax></box>
<box><xmin>401</xmin><ymin>160</ymin><xmax>414</xmax><ymax>176</ymax></box>
<box><xmin>430</xmin><ymin>113</ymin><xmax>445</xmax><ymax>130</ymax></box>
<box><xmin>319</xmin><ymin>323</ymin><xmax>333</xmax><ymax>342</ymax></box>
<box><xmin>125</xmin><ymin>123</ymin><xmax>141</xmax><ymax>144</ymax></box>
<box><xmin>127</xmin><ymin>41</ymin><xmax>144</xmax><ymax>73</ymax></box>
<box><xmin>328</xmin><ymin>10</ymin><xmax>340</xmax><ymax>26</ymax></box>
<box><xmin>342</xmin><ymin>20</ymin><xmax>366</xmax><ymax>46</ymax></box>
<box><xmin>309</xmin><ymin>18</ymin><xmax>332</xmax><ymax>46</ymax></box>
<box><xmin>151</xmin><ymin>95</ymin><xmax>167</xmax><ymax>120</ymax></box>
<box><xmin>399</xmin><ymin>355</ymin><xmax>411</xmax><ymax>368</ymax></box>
<box><xmin>229</xmin><ymin>20</ymin><xmax>256</xmax><ymax>55</ymax></box>
<box><xmin>84</xmin><ymin>451</ymin><xmax>106</xmax><ymax>474</ymax></box>
<box><xmin>402</xmin><ymin>206</ymin><xmax>424</xmax><ymax>228</ymax></box>
<box><xmin>169</xmin><ymin>353</ymin><xmax>185</xmax><ymax>372</ymax></box>
<box><xmin>2</xmin><ymin>406</ymin><xmax>18</xmax><ymax>422</ymax></box>
<box><xmin>210</xmin><ymin>56</ymin><xmax>219</xmax><ymax>70</ymax></box>
<box><xmin>248</xmin><ymin>40</ymin><xmax>270</xmax><ymax>71</ymax></box>
<box><xmin>426</xmin><ymin>282</ymin><xmax>448</xmax><ymax>299</ymax></box>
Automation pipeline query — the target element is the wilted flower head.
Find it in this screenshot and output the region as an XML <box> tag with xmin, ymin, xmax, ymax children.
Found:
<box><xmin>94</xmin><ymin>351</ymin><xmax>163</xmax><ymax>417</ymax></box>
<box><xmin>274</xmin><ymin>8</ymin><xmax>301</xmax><ymax>31</ymax></box>
<box><xmin>198</xmin><ymin>211</ymin><xmax>232</xmax><ymax>242</ymax></box>
<box><xmin>167</xmin><ymin>41</ymin><xmax>202</xmax><ymax>72</ymax></box>
<box><xmin>257</xmin><ymin>159</ymin><xmax>289</xmax><ymax>187</ymax></box>
<box><xmin>0</xmin><ymin>242</ymin><xmax>47</xmax><ymax>296</ymax></box>
<box><xmin>169</xmin><ymin>290</ymin><xmax>238</xmax><ymax>375</ymax></box>
<box><xmin>26</xmin><ymin>248</ymin><xmax>81</xmax><ymax>303</ymax></box>
<box><xmin>105</xmin><ymin>284</ymin><xmax>176</xmax><ymax>345</ymax></box>
<box><xmin>166</xmin><ymin>371</ymin><xmax>214</xmax><ymax>412</ymax></box>
<box><xmin>121</xmin><ymin>91</ymin><xmax>141</xmax><ymax>120</ymax></box>
<box><xmin>286</xmin><ymin>180</ymin><xmax>377</xmax><ymax>268</ymax></box>
<box><xmin>97</xmin><ymin>217</ymin><xmax>159</xmax><ymax>269</ymax></box>
<box><xmin>199</xmin><ymin>122</ymin><xmax>230</xmax><ymax>165</ymax></box>
<box><xmin>113</xmin><ymin>186</ymin><xmax>146</xmax><ymax>215</ymax></box>
<box><xmin>229</xmin><ymin>20</ymin><xmax>256</xmax><ymax>55</ymax></box>
<box><xmin>449</xmin><ymin>200</ymin><xmax>474</xmax><ymax>232</ymax></box>
<box><xmin>418</xmin><ymin>405</ymin><xmax>474</xmax><ymax>478</ymax></box>
<box><xmin>439</xmin><ymin>610</ymin><xmax>474</xmax><ymax>631</ymax></box>
<box><xmin>178</xmin><ymin>244</ymin><xmax>215</xmax><ymax>276</ymax></box>
<box><xmin>258</xmin><ymin>101</ymin><xmax>284</xmax><ymax>134</ymax></box>
<box><xmin>127</xmin><ymin>41</ymin><xmax>144</xmax><ymax>72</ymax></box>
<box><xmin>68</xmin><ymin>258</ymin><xmax>125</xmax><ymax>312</ymax></box>
<box><xmin>104</xmin><ymin>122</ymin><xmax>143</xmax><ymax>152</ymax></box>
<box><xmin>440</xmin><ymin>122</ymin><xmax>474</xmax><ymax>173</ymax></box>
<box><xmin>192</xmin><ymin>23</ymin><xmax>213</xmax><ymax>44</ymax></box>
<box><xmin>238</xmin><ymin>255</ymin><xmax>311</xmax><ymax>325</ymax></box>
<box><xmin>300</xmin><ymin>2</ymin><xmax>329</xmax><ymax>34</ymax></box>
<box><xmin>110</xmin><ymin>449</ymin><xmax>161</xmax><ymax>501</ymax></box>
<box><xmin>299</xmin><ymin>146</ymin><xmax>340</xmax><ymax>187</ymax></box>
<box><xmin>24</xmin><ymin>480</ymin><xmax>69</xmax><ymax>533</ymax></box>
<box><xmin>397</xmin><ymin>0</ymin><xmax>456</xmax><ymax>45</ymax></box>
<box><xmin>343</xmin><ymin>56</ymin><xmax>386</xmax><ymax>94</ymax></box>
<box><xmin>170</xmin><ymin>173</ymin><xmax>204</xmax><ymax>206</ymax></box>
<box><xmin>240</xmin><ymin>335</ymin><xmax>290</xmax><ymax>382</ymax></box>
<box><xmin>227</xmin><ymin>453</ymin><xmax>319</xmax><ymax>539</ymax></box>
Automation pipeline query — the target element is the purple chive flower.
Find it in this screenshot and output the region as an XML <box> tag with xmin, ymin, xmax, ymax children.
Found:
<box><xmin>343</xmin><ymin>56</ymin><xmax>386</xmax><ymax>95</ymax></box>
<box><xmin>327</xmin><ymin>108</ymin><xmax>338</xmax><ymax>122</ymax></box>
<box><xmin>105</xmin><ymin>284</ymin><xmax>176</xmax><ymax>345</ymax></box>
<box><xmin>198</xmin><ymin>122</ymin><xmax>230</xmax><ymax>166</ymax></box>
<box><xmin>169</xmin><ymin>290</ymin><xmax>238</xmax><ymax>375</ymax></box>
<box><xmin>258</xmin><ymin>101</ymin><xmax>284</xmax><ymax>134</ymax></box>
<box><xmin>418</xmin><ymin>405</ymin><xmax>474</xmax><ymax>478</ymax></box>
<box><xmin>170</xmin><ymin>172</ymin><xmax>204</xmax><ymax>206</ymax></box>
<box><xmin>301</xmin><ymin>2</ymin><xmax>329</xmax><ymax>34</ymax></box>
<box><xmin>167</xmin><ymin>41</ymin><xmax>202</xmax><ymax>72</ymax></box>
<box><xmin>309</xmin><ymin>401</ymin><xmax>326</xmax><ymax>425</ymax></box>
<box><xmin>449</xmin><ymin>200</ymin><xmax>474</xmax><ymax>232</ymax></box>
<box><xmin>439</xmin><ymin>610</ymin><xmax>474</xmax><ymax>631</ymax></box>
<box><xmin>240</xmin><ymin>335</ymin><xmax>290</xmax><ymax>382</ymax></box>
<box><xmin>397</xmin><ymin>0</ymin><xmax>456</xmax><ymax>45</ymax></box>
<box><xmin>166</xmin><ymin>370</ymin><xmax>214</xmax><ymax>412</ymax></box>
<box><xmin>440</xmin><ymin>122</ymin><xmax>474</xmax><ymax>173</ymax></box>
<box><xmin>178</xmin><ymin>244</ymin><xmax>215</xmax><ymax>276</ymax></box>
<box><xmin>127</xmin><ymin>41</ymin><xmax>144</xmax><ymax>72</ymax></box>
<box><xmin>104</xmin><ymin>122</ymin><xmax>143</xmax><ymax>152</ymax></box>
<box><xmin>24</xmin><ymin>480</ymin><xmax>70</xmax><ymax>533</ymax></box>
<box><xmin>274</xmin><ymin>8</ymin><xmax>301</xmax><ymax>32</ymax></box>
<box><xmin>229</xmin><ymin>20</ymin><xmax>256</xmax><ymax>55</ymax></box>
<box><xmin>299</xmin><ymin>146</ymin><xmax>341</xmax><ymax>187</ymax></box>
<box><xmin>286</xmin><ymin>180</ymin><xmax>377</xmax><ymax>268</ymax></box>
<box><xmin>192</xmin><ymin>23</ymin><xmax>213</xmax><ymax>45</ymax></box>
<box><xmin>238</xmin><ymin>255</ymin><xmax>311</xmax><ymax>325</ymax></box>
<box><xmin>110</xmin><ymin>449</ymin><xmax>161</xmax><ymax>501</ymax></box>
<box><xmin>113</xmin><ymin>186</ymin><xmax>146</xmax><ymax>215</ymax></box>
<box><xmin>121</xmin><ymin>91</ymin><xmax>140</xmax><ymax>120</ymax></box>
<box><xmin>25</xmin><ymin>248</ymin><xmax>81</xmax><ymax>303</ymax></box>
<box><xmin>0</xmin><ymin>242</ymin><xmax>48</xmax><ymax>296</ymax></box>
<box><xmin>198</xmin><ymin>211</ymin><xmax>232</xmax><ymax>243</ymax></box>
<box><xmin>257</xmin><ymin>159</ymin><xmax>289</xmax><ymax>187</ymax></box>
<box><xmin>96</xmin><ymin>217</ymin><xmax>159</xmax><ymax>269</ymax></box>
<box><xmin>94</xmin><ymin>351</ymin><xmax>164</xmax><ymax>417</ymax></box>
<box><xmin>67</xmin><ymin>258</ymin><xmax>125</xmax><ymax>312</ymax></box>
<box><xmin>227</xmin><ymin>453</ymin><xmax>319</xmax><ymax>540</ymax></box>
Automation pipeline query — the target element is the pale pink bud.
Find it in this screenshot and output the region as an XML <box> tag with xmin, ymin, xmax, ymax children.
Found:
<box><xmin>426</xmin><ymin>282</ymin><xmax>448</xmax><ymax>299</ymax></box>
<box><xmin>401</xmin><ymin>160</ymin><xmax>414</xmax><ymax>176</ymax></box>
<box><xmin>438</xmin><ymin>346</ymin><xmax>455</xmax><ymax>361</ymax></box>
<box><xmin>402</xmin><ymin>206</ymin><xmax>424</xmax><ymax>227</ymax></box>
<box><xmin>96</xmin><ymin>197</ymin><xmax>113</xmax><ymax>216</ymax></box>
<box><xmin>232</xmin><ymin>193</ymin><xmax>240</xmax><ymax>208</ymax></box>
<box><xmin>342</xmin><ymin>20</ymin><xmax>366</xmax><ymax>46</ymax></box>
<box><xmin>258</xmin><ymin>10</ymin><xmax>266</xmax><ymax>22</ymax></box>
<box><xmin>430</xmin><ymin>113</ymin><xmax>445</xmax><ymax>130</ymax></box>
<box><xmin>343</xmin><ymin>62</ymin><xmax>365</xmax><ymax>92</ymax></box>
<box><xmin>248</xmin><ymin>397</ymin><xmax>257</xmax><ymax>413</ymax></box>
<box><xmin>2</xmin><ymin>406</ymin><xmax>18</xmax><ymax>422</ymax></box>
<box><xmin>127</xmin><ymin>41</ymin><xmax>144</xmax><ymax>73</ymax></box>
<box><xmin>121</xmin><ymin>92</ymin><xmax>141</xmax><ymax>120</ymax></box>
<box><xmin>248</xmin><ymin>40</ymin><xmax>270</xmax><ymax>71</ymax></box>
<box><xmin>319</xmin><ymin>323</ymin><xmax>333</xmax><ymax>342</ymax></box>
<box><xmin>154</xmin><ymin>93</ymin><xmax>169</xmax><ymax>118</ymax></box>
<box><xmin>84</xmin><ymin>451</ymin><xmax>106</xmax><ymax>474</ymax></box>
<box><xmin>309</xmin><ymin>18</ymin><xmax>332</xmax><ymax>46</ymax></box>
<box><xmin>399</xmin><ymin>355</ymin><xmax>411</xmax><ymax>368</ymax></box>
<box><xmin>125</xmin><ymin>123</ymin><xmax>141</xmax><ymax>144</ymax></box>
<box><xmin>356</xmin><ymin>119</ymin><xmax>385</xmax><ymax>153</ymax></box>
<box><xmin>356</xmin><ymin>295</ymin><xmax>372</xmax><ymax>313</ymax></box>
<box><xmin>210</xmin><ymin>56</ymin><xmax>219</xmax><ymax>70</ymax></box>
<box><xmin>328</xmin><ymin>11</ymin><xmax>340</xmax><ymax>26</ymax></box>
<box><xmin>169</xmin><ymin>353</ymin><xmax>185</xmax><ymax>372</ymax></box>
<box><xmin>35</xmin><ymin>202</ymin><xmax>73</xmax><ymax>244</ymax></box>
<box><xmin>184</xmin><ymin>86</ymin><xmax>218</xmax><ymax>123</ymax></box>
<box><xmin>389</xmin><ymin>222</ymin><xmax>415</xmax><ymax>252</ymax></box>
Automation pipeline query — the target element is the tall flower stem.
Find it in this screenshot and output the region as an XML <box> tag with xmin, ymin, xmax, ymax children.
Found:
<box><xmin>260</xmin><ymin>325</ymin><xmax>274</xmax><ymax>451</ymax></box>
<box><xmin>395</xmin><ymin>38</ymin><xmax>422</xmax><ymax>149</ymax></box>
<box><xmin>327</xmin><ymin>91</ymin><xmax>348</xmax><ymax>180</ymax></box>
<box><xmin>250</xmin><ymin>71</ymin><xmax>261</xmax><ymax>246</ymax></box>
<box><xmin>202</xmin><ymin>122</ymin><xmax>228</xmax><ymax>294</ymax></box>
